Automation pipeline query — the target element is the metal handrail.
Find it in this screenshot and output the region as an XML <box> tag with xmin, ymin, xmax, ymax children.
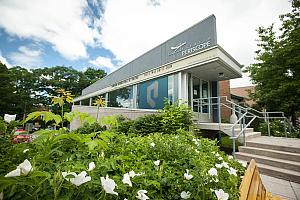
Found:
<box><xmin>192</xmin><ymin>96</ymin><xmax>295</xmax><ymax>156</ymax></box>
<box><xmin>231</xmin><ymin>116</ymin><xmax>257</xmax><ymax>140</ymax></box>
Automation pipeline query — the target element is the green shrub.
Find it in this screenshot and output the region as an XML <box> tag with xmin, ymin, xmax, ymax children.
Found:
<box><xmin>73</xmin><ymin>122</ymin><xmax>106</xmax><ymax>134</ymax></box>
<box><xmin>160</xmin><ymin>100</ymin><xmax>193</xmax><ymax>134</ymax></box>
<box><xmin>116</xmin><ymin>100</ymin><xmax>193</xmax><ymax>136</ymax></box>
<box><xmin>129</xmin><ymin>114</ymin><xmax>163</xmax><ymax>136</ymax></box>
<box><xmin>0</xmin><ymin>130</ymin><xmax>245</xmax><ymax>199</ymax></box>
<box><xmin>259</xmin><ymin>120</ymin><xmax>300</xmax><ymax>138</ymax></box>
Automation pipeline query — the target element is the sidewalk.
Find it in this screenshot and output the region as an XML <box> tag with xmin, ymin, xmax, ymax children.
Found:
<box><xmin>261</xmin><ymin>174</ymin><xmax>300</xmax><ymax>200</ymax></box>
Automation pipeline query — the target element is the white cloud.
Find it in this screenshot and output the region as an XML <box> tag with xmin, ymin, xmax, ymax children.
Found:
<box><xmin>9</xmin><ymin>46</ymin><xmax>42</xmax><ymax>67</ymax></box>
<box><xmin>0</xmin><ymin>50</ymin><xmax>12</xmax><ymax>68</ymax></box>
<box><xmin>89</xmin><ymin>56</ymin><xmax>116</xmax><ymax>71</ymax></box>
<box><xmin>0</xmin><ymin>0</ymin><xmax>102</xmax><ymax>60</ymax></box>
<box><xmin>99</xmin><ymin>0</ymin><xmax>291</xmax><ymax>87</ymax></box>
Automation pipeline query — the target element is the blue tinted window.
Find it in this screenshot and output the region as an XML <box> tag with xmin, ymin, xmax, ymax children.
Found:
<box><xmin>137</xmin><ymin>76</ymin><xmax>168</xmax><ymax>109</ymax></box>
<box><xmin>108</xmin><ymin>87</ymin><xmax>133</xmax><ymax>108</ymax></box>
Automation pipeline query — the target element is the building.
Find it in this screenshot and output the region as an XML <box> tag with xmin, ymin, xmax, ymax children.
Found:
<box><xmin>231</xmin><ymin>86</ymin><xmax>255</xmax><ymax>106</ymax></box>
<box><xmin>73</xmin><ymin>15</ymin><xmax>242</xmax><ymax>125</ymax></box>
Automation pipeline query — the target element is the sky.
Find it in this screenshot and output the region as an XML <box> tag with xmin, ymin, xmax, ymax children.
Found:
<box><xmin>0</xmin><ymin>0</ymin><xmax>292</xmax><ymax>87</ymax></box>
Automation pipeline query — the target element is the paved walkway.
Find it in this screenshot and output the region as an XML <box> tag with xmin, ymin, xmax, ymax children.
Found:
<box><xmin>248</xmin><ymin>136</ymin><xmax>300</xmax><ymax>149</ymax></box>
<box><xmin>261</xmin><ymin>174</ymin><xmax>300</xmax><ymax>200</ymax></box>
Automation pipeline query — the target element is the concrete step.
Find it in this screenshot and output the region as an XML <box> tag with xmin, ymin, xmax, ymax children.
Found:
<box><xmin>257</xmin><ymin>163</ymin><xmax>300</xmax><ymax>184</ymax></box>
<box><xmin>236</xmin><ymin>132</ymin><xmax>261</xmax><ymax>144</ymax></box>
<box><xmin>244</xmin><ymin>132</ymin><xmax>261</xmax><ymax>139</ymax></box>
<box><xmin>246</xmin><ymin>139</ymin><xmax>300</xmax><ymax>154</ymax></box>
<box><xmin>235</xmin><ymin>152</ymin><xmax>300</xmax><ymax>172</ymax></box>
<box><xmin>239</xmin><ymin>146</ymin><xmax>300</xmax><ymax>162</ymax></box>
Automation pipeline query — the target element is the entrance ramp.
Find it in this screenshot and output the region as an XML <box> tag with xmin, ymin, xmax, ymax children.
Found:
<box><xmin>194</xmin><ymin>122</ymin><xmax>261</xmax><ymax>143</ymax></box>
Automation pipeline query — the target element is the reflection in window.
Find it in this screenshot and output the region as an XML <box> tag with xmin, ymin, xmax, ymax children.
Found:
<box><xmin>137</xmin><ymin>76</ymin><xmax>168</xmax><ymax>109</ymax></box>
<box><xmin>81</xmin><ymin>98</ymin><xmax>90</xmax><ymax>106</ymax></box>
<box><xmin>168</xmin><ymin>75</ymin><xmax>174</xmax><ymax>102</ymax></box>
<box><xmin>108</xmin><ymin>87</ymin><xmax>133</xmax><ymax>108</ymax></box>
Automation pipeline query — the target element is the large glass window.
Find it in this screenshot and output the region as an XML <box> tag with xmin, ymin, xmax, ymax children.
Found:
<box><xmin>108</xmin><ymin>86</ymin><xmax>133</xmax><ymax>108</ymax></box>
<box><xmin>137</xmin><ymin>76</ymin><xmax>168</xmax><ymax>109</ymax></box>
<box><xmin>81</xmin><ymin>98</ymin><xmax>90</xmax><ymax>106</ymax></box>
<box><xmin>202</xmin><ymin>80</ymin><xmax>209</xmax><ymax>113</ymax></box>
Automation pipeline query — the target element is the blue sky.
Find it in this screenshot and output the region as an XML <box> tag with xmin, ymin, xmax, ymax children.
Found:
<box><xmin>0</xmin><ymin>0</ymin><xmax>292</xmax><ymax>86</ymax></box>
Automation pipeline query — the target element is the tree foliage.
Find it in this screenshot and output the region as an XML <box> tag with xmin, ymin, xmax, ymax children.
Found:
<box><xmin>0</xmin><ymin>62</ymin><xmax>14</xmax><ymax>117</ymax></box>
<box><xmin>0</xmin><ymin>64</ymin><xmax>106</xmax><ymax>120</ymax></box>
<box><xmin>246</xmin><ymin>0</ymin><xmax>300</xmax><ymax>125</ymax></box>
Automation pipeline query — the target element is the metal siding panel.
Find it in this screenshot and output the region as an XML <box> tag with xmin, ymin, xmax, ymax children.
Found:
<box><xmin>81</xmin><ymin>15</ymin><xmax>217</xmax><ymax>96</ymax></box>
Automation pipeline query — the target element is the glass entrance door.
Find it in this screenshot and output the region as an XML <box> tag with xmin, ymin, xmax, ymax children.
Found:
<box><xmin>192</xmin><ymin>77</ymin><xmax>200</xmax><ymax>112</ymax></box>
<box><xmin>190</xmin><ymin>76</ymin><xmax>210</xmax><ymax>113</ymax></box>
<box><xmin>201</xmin><ymin>80</ymin><xmax>209</xmax><ymax>113</ymax></box>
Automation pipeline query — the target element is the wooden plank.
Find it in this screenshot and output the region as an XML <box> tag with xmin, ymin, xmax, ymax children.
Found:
<box><xmin>247</xmin><ymin>168</ymin><xmax>261</xmax><ymax>200</ymax></box>
<box><xmin>240</xmin><ymin>159</ymin><xmax>256</xmax><ymax>200</ymax></box>
<box><xmin>257</xmin><ymin>181</ymin><xmax>263</xmax><ymax>200</ymax></box>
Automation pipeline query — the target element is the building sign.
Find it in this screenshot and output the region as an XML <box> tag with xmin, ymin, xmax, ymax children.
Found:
<box><xmin>168</xmin><ymin>39</ymin><xmax>211</xmax><ymax>57</ymax></box>
<box><xmin>111</xmin><ymin>64</ymin><xmax>172</xmax><ymax>88</ymax></box>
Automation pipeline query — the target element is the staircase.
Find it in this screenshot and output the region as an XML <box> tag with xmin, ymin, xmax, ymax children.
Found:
<box><xmin>235</xmin><ymin>136</ymin><xmax>300</xmax><ymax>183</ymax></box>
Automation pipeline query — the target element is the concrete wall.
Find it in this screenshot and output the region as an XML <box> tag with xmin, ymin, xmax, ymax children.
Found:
<box><xmin>70</xmin><ymin>105</ymin><xmax>157</xmax><ymax>130</ymax></box>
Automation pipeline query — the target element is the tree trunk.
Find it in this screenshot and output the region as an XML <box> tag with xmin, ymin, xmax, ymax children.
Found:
<box><xmin>291</xmin><ymin>110</ymin><xmax>297</xmax><ymax>127</ymax></box>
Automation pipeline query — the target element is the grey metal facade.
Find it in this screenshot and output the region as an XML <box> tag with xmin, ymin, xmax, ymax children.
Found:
<box><xmin>82</xmin><ymin>15</ymin><xmax>217</xmax><ymax>96</ymax></box>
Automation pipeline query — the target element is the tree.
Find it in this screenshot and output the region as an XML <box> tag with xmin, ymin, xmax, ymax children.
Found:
<box><xmin>9</xmin><ymin>66</ymin><xmax>38</xmax><ymax>120</ymax></box>
<box><xmin>83</xmin><ymin>67</ymin><xmax>106</xmax><ymax>84</ymax></box>
<box><xmin>246</xmin><ymin>0</ymin><xmax>300</xmax><ymax>126</ymax></box>
<box><xmin>0</xmin><ymin>62</ymin><xmax>15</xmax><ymax>117</ymax></box>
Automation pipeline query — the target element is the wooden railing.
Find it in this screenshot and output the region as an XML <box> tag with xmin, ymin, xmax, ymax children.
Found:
<box><xmin>240</xmin><ymin>159</ymin><xmax>282</xmax><ymax>200</ymax></box>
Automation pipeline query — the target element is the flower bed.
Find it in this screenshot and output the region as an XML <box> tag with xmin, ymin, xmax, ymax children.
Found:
<box><xmin>0</xmin><ymin>129</ymin><xmax>245</xmax><ymax>199</ymax></box>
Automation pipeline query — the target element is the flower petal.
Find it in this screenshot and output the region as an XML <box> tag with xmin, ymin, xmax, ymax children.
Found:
<box><xmin>5</xmin><ymin>168</ymin><xmax>21</xmax><ymax>177</ymax></box>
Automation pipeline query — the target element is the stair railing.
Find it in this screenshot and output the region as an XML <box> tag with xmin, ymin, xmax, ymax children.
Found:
<box><xmin>192</xmin><ymin>96</ymin><xmax>294</xmax><ymax>156</ymax></box>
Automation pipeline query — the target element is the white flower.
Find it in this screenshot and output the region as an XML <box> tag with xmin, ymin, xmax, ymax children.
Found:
<box><xmin>87</xmin><ymin>162</ymin><xmax>96</xmax><ymax>171</ymax></box>
<box><xmin>154</xmin><ymin>160</ymin><xmax>160</xmax><ymax>166</ymax></box>
<box><xmin>62</xmin><ymin>171</ymin><xmax>91</xmax><ymax>186</ymax></box>
<box><xmin>100</xmin><ymin>175</ymin><xmax>118</xmax><ymax>195</ymax></box>
<box><xmin>129</xmin><ymin>170</ymin><xmax>144</xmax><ymax>178</ymax></box>
<box><xmin>150</xmin><ymin>142</ymin><xmax>155</xmax><ymax>147</ymax></box>
<box><xmin>221</xmin><ymin>162</ymin><xmax>229</xmax><ymax>169</ymax></box>
<box><xmin>214</xmin><ymin>189</ymin><xmax>229</xmax><ymax>200</ymax></box>
<box><xmin>215</xmin><ymin>152</ymin><xmax>219</xmax><ymax>157</ymax></box>
<box><xmin>18</xmin><ymin>159</ymin><xmax>32</xmax><ymax>175</ymax></box>
<box><xmin>5</xmin><ymin>168</ymin><xmax>21</xmax><ymax>177</ymax></box>
<box><xmin>184</xmin><ymin>169</ymin><xmax>193</xmax><ymax>180</ymax></box>
<box><xmin>238</xmin><ymin>160</ymin><xmax>247</xmax><ymax>168</ymax></box>
<box><xmin>122</xmin><ymin>173</ymin><xmax>132</xmax><ymax>187</ymax></box>
<box><xmin>227</xmin><ymin>167</ymin><xmax>237</xmax><ymax>176</ymax></box>
<box><xmin>23</xmin><ymin>149</ymin><xmax>29</xmax><ymax>153</ymax></box>
<box><xmin>218</xmin><ymin>157</ymin><xmax>223</xmax><ymax>160</ymax></box>
<box><xmin>208</xmin><ymin>168</ymin><xmax>218</xmax><ymax>176</ymax></box>
<box><xmin>136</xmin><ymin>190</ymin><xmax>149</xmax><ymax>200</ymax></box>
<box><xmin>215</xmin><ymin>164</ymin><xmax>222</xmax><ymax>168</ymax></box>
<box><xmin>5</xmin><ymin>159</ymin><xmax>32</xmax><ymax>177</ymax></box>
<box><xmin>228</xmin><ymin>155</ymin><xmax>233</xmax><ymax>160</ymax></box>
<box><xmin>192</xmin><ymin>138</ymin><xmax>199</xmax><ymax>145</ymax></box>
<box><xmin>129</xmin><ymin>170</ymin><xmax>137</xmax><ymax>177</ymax></box>
<box><xmin>181</xmin><ymin>191</ymin><xmax>191</xmax><ymax>199</ymax></box>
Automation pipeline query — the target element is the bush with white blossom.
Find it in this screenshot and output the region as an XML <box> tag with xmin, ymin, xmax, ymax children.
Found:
<box><xmin>0</xmin><ymin>127</ymin><xmax>245</xmax><ymax>199</ymax></box>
